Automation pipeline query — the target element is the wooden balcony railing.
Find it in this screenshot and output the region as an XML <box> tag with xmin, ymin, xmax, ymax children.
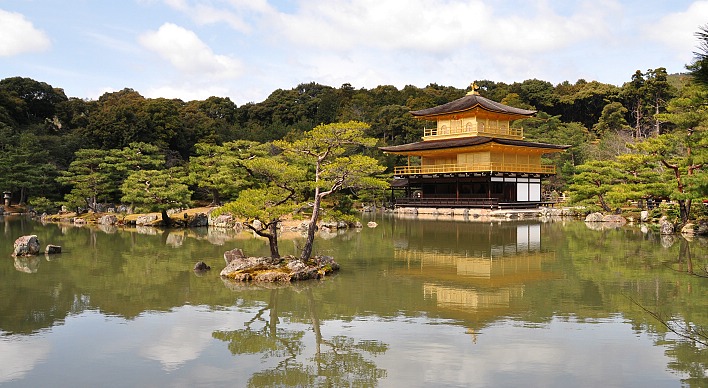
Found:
<box><xmin>423</xmin><ymin>124</ymin><xmax>523</xmax><ymax>139</ymax></box>
<box><xmin>393</xmin><ymin>162</ymin><xmax>556</xmax><ymax>175</ymax></box>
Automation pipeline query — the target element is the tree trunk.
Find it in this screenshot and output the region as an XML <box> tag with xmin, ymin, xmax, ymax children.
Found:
<box><xmin>19</xmin><ymin>187</ymin><xmax>27</xmax><ymax>205</ymax></box>
<box><xmin>654</xmin><ymin>103</ymin><xmax>660</xmax><ymax>136</ymax></box>
<box><xmin>89</xmin><ymin>195</ymin><xmax>97</xmax><ymax>212</ymax></box>
<box><xmin>597</xmin><ymin>194</ymin><xmax>612</xmax><ymax>212</ymax></box>
<box><xmin>161</xmin><ymin>209</ymin><xmax>173</xmax><ymax>227</ymax></box>
<box><xmin>267</xmin><ymin>222</ymin><xmax>280</xmax><ymax>259</ymax></box>
<box><xmin>210</xmin><ymin>189</ymin><xmax>220</xmax><ymax>206</ymax></box>
<box><xmin>301</xmin><ymin>193</ymin><xmax>322</xmax><ymax>260</ymax></box>
<box><xmin>678</xmin><ymin>199</ymin><xmax>691</xmax><ymax>224</ymax></box>
<box><xmin>634</xmin><ymin>102</ymin><xmax>642</xmax><ymax>138</ymax></box>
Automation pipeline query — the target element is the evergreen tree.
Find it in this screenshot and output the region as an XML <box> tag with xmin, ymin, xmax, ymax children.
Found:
<box><xmin>0</xmin><ymin>132</ymin><xmax>59</xmax><ymax>205</ymax></box>
<box><xmin>569</xmin><ymin>160</ymin><xmax>625</xmax><ymax>212</ymax></box>
<box><xmin>592</xmin><ymin>102</ymin><xmax>631</xmax><ymax>137</ymax></box>
<box><xmin>687</xmin><ymin>24</ymin><xmax>708</xmax><ymax>86</ymax></box>
<box><xmin>644</xmin><ymin>67</ymin><xmax>675</xmax><ymax>136</ymax></box>
<box><xmin>187</xmin><ymin>140</ymin><xmax>267</xmax><ymax>205</ymax></box>
<box><xmin>217</xmin><ymin>156</ymin><xmax>305</xmax><ymax>258</ymax></box>
<box><xmin>120</xmin><ymin>167</ymin><xmax>192</xmax><ymax>226</ymax></box>
<box><xmin>276</xmin><ymin>121</ymin><xmax>388</xmax><ymax>260</ymax></box>
<box><xmin>57</xmin><ymin>148</ymin><xmax>112</xmax><ymax>212</ymax></box>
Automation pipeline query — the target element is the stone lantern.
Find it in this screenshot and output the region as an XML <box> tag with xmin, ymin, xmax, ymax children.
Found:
<box><xmin>3</xmin><ymin>192</ymin><xmax>10</xmax><ymax>207</ymax></box>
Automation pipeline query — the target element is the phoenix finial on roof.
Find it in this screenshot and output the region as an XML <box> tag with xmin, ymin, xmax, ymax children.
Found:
<box><xmin>467</xmin><ymin>82</ymin><xmax>481</xmax><ymax>95</ymax></box>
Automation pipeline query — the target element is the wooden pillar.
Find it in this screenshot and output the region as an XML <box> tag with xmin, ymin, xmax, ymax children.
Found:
<box><xmin>456</xmin><ymin>177</ymin><xmax>460</xmax><ymax>200</ymax></box>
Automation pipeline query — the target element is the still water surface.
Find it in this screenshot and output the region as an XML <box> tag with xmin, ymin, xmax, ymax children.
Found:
<box><xmin>0</xmin><ymin>215</ymin><xmax>706</xmax><ymax>387</ymax></box>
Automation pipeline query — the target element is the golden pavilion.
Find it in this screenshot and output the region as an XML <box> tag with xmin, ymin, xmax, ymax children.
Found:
<box><xmin>380</xmin><ymin>83</ymin><xmax>570</xmax><ymax>208</ymax></box>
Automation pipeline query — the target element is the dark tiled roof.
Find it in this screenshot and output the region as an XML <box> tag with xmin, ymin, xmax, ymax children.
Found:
<box><xmin>379</xmin><ymin>136</ymin><xmax>570</xmax><ymax>153</ymax></box>
<box><xmin>410</xmin><ymin>94</ymin><xmax>536</xmax><ymax>118</ymax></box>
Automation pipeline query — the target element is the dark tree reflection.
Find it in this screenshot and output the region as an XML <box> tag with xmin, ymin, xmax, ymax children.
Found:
<box><xmin>213</xmin><ymin>286</ymin><xmax>388</xmax><ymax>387</ymax></box>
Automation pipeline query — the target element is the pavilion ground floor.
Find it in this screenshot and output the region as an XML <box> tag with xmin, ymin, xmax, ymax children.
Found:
<box><xmin>389</xmin><ymin>172</ymin><xmax>554</xmax><ymax>209</ymax></box>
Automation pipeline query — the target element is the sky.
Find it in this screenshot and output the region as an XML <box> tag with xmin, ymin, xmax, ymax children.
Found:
<box><xmin>1</xmin><ymin>0</ymin><xmax>707</xmax><ymax>105</ymax></box>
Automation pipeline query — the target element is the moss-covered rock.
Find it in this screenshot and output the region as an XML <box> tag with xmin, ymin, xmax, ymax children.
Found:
<box><xmin>220</xmin><ymin>254</ymin><xmax>339</xmax><ymax>282</ymax></box>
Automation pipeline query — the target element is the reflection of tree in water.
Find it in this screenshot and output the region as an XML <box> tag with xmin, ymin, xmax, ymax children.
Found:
<box><xmin>665</xmin><ymin>340</ymin><xmax>708</xmax><ymax>387</ymax></box>
<box><xmin>213</xmin><ymin>287</ymin><xmax>387</xmax><ymax>387</ymax></box>
<box><xmin>630</xmin><ymin>238</ymin><xmax>708</xmax><ymax>386</ymax></box>
<box><xmin>675</xmin><ymin>239</ymin><xmax>708</xmax><ymax>278</ymax></box>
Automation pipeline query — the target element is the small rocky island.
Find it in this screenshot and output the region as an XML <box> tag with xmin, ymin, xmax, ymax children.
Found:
<box><xmin>219</xmin><ymin>248</ymin><xmax>340</xmax><ymax>282</ymax></box>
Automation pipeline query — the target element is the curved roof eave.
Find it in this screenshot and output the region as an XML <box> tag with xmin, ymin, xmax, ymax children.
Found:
<box><xmin>379</xmin><ymin>136</ymin><xmax>571</xmax><ymax>154</ymax></box>
<box><xmin>410</xmin><ymin>94</ymin><xmax>536</xmax><ymax>118</ymax></box>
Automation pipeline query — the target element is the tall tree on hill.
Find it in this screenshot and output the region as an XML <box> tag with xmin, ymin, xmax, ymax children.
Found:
<box><xmin>0</xmin><ymin>77</ymin><xmax>67</xmax><ymax>125</ymax></box>
<box><xmin>516</xmin><ymin>79</ymin><xmax>557</xmax><ymax>111</ymax></box>
<box><xmin>555</xmin><ymin>80</ymin><xmax>620</xmax><ymax>129</ymax></box>
<box><xmin>622</xmin><ymin>70</ymin><xmax>647</xmax><ymax>138</ymax></box>
<box><xmin>593</xmin><ymin>102</ymin><xmax>632</xmax><ymax>137</ymax></box>
<box><xmin>619</xmin><ymin>69</ymin><xmax>674</xmax><ymax>138</ymax></box>
<box><xmin>82</xmin><ymin>89</ymin><xmax>148</xmax><ymax>150</ymax></box>
<box><xmin>143</xmin><ymin>97</ymin><xmax>190</xmax><ymax>157</ymax></box>
<box><xmin>644</xmin><ymin>68</ymin><xmax>674</xmax><ymax>136</ymax></box>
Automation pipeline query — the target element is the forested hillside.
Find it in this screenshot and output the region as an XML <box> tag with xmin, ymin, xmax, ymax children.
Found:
<box><xmin>1</xmin><ymin>50</ymin><xmax>706</xmax><ymax>220</ymax></box>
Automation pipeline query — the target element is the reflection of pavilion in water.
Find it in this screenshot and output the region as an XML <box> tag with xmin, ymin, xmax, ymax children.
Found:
<box><xmin>393</xmin><ymin>220</ymin><xmax>559</xmax><ymax>336</ymax></box>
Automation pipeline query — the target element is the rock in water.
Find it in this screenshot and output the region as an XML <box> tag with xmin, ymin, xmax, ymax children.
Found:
<box><xmin>193</xmin><ymin>261</ymin><xmax>211</xmax><ymax>271</ymax></box>
<box><xmin>98</xmin><ymin>214</ymin><xmax>118</xmax><ymax>225</ymax></box>
<box><xmin>188</xmin><ymin>213</ymin><xmax>208</xmax><ymax>227</ymax></box>
<box><xmin>223</xmin><ymin>248</ymin><xmax>246</xmax><ymax>265</ymax></box>
<box><xmin>659</xmin><ymin>217</ymin><xmax>674</xmax><ymax>235</ymax></box>
<box><xmin>584</xmin><ymin>212</ymin><xmax>604</xmax><ymax>222</ymax></box>
<box><xmin>45</xmin><ymin>245</ymin><xmax>62</xmax><ymax>254</ymax></box>
<box><xmin>13</xmin><ymin>235</ymin><xmax>40</xmax><ymax>256</ymax></box>
<box><xmin>220</xmin><ymin>255</ymin><xmax>339</xmax><ymax>282</ymax></box>
<box><xmin>601</xmin><ymin>214</ymin><xmax>627</xmax><ymax>224</ymax></box>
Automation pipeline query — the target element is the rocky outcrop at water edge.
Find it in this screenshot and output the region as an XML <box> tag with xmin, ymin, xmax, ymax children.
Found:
<box><xmin>220</xmin><ymin>252</ymin><xmax>339</xmax><ymax>282</ymax></box>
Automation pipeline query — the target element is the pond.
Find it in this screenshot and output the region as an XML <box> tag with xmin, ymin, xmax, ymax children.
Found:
<box><xmin>0</xmin><ymin>215</ymin><xmax>706</xmax><ymax>387</ymax></box>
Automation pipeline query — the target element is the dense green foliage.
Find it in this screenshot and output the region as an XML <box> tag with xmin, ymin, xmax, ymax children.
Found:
<box><xmin>276</xmin><ymin>121</ymin><xmax>388</xmax><ymax>259</ymax></box>
<box><xmin>1</xmin><ymin>25</ymin><xmax>708</xmax><ymax>221</ymax></box>
<box><xmin>215</xmin><ymin>121</ymin><xmax>388</xmax><ymax>259</ymax></box>
<box><xmin>215</xmin><ymin>151</ymin><xmax>306</xmax><ymax>258</ymax></box>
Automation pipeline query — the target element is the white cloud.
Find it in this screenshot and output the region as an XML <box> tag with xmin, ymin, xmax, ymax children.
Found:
<box><xmin>272</xmin><ymin>0</ymin><xmax>616</xmax><ymax>54</ymax></box>
<box><xmin>139</xmin><ymin>23</ymin><xmax>243</xmax><ymax>79</ymax></box>
<box><xmin>129</xmin><ymin>0</ymin><xmax>675</xmax><ymax>100</ymax></box>
<box><xmin>140</xmin><ymin>324</ymin><xmax>208</xmax><ymax>371</ymax></box>
<box><xmin>0</xmin><ymin>337</ymin><xmax>51</xmax><ymax>383</ymax></box>
<box><xmin>160</xmin><ymin>0</ymin><xmax>276</xmax><ymax>32</ymax></box>
<box><xmin>0</xmin><ymin>9</ymin><xmax>50</xmax><ymax>57</ymax></box>
<box><xmin>645</xmin><ymin>0</ymin><xmax>708</xmax><ymax>63</ymax></box>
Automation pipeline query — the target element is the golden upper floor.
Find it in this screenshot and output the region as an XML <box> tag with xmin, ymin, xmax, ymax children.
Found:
<box><xmin>411</xmin><ymin>87</ymin><xmax>535</xmax><ymax>141</ymax></box>
<box><xmin>423</xmin><ymin>116</ymin><xmax>524</xmax><ymax>140</ymax></box>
